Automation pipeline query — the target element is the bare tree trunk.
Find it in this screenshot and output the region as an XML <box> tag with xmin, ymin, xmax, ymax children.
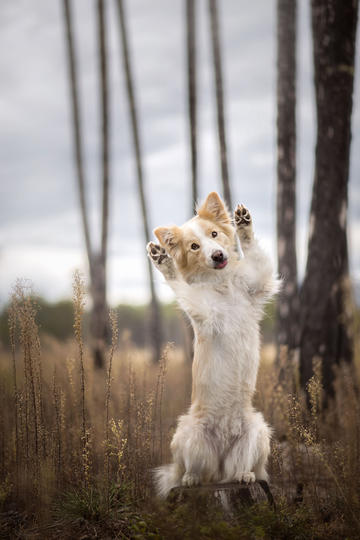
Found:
<box><xmin>89</xmin><ymin>254</ymin><xmax>108</xmax><ymax>368</ymax></box>
<box><xmin>276</xmin><ymin>0</ymin><xmax>299</xmax><ymax>353</ymax></box>
<box><xmin>208</xmin><ymin>0</ymin><xmax>232</xmax><ymax>210</ymax></box>
<box><xmin>63</xmin><ymin>0</ymin><xmax>110</xmax><ymax>368</ymax></box>
<box><xmin>299</xmin><ymin>0</ymin><xmax>358</xmax><ymax>396</ymax></box>
<box><xmin>98</xmin><ymin>0</ymin><xmax>109</xmax><ymax>266</ymax></box>
<box><xmin>62</xmin><ymin>0</ymin><xmax>92</xmax><ymax>270</ymax></box>
<box><xmin>116</xmin><ymin>0</ymin><xmax>162</xmax><ymax>362</ymax></box>
<box><xmin>91</xmin><ymin>0</ymin><xmax>110</xmax><ymax>369</ymax></box>
<box><xmin>186</xmin><ymin>0</ymin><xmax>198</xmax><ymax>215</ymax></box>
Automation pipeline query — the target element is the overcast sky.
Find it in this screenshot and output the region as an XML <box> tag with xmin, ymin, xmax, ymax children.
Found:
<box><xmin>0</xmin><ymin>0</ymin><xmax>359</xmax><ymax>306</ymax></box>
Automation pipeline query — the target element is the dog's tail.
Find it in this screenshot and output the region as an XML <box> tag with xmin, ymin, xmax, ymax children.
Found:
<box><xmin>153</xmin><ymin>463</ymin><xmax>183</xmax><ymax>498</ymax></box>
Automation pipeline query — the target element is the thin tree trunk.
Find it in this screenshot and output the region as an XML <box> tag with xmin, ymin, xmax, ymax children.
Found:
<box><xmin>299</xmin><ymin>0</ymin><xmax>358</xmax><ymax>396</ymax></box>
<box><xmin>116</xmin><ymin>0</ymin><xmax>162</xmax><ymax>362</ymax></box>
<box><xmin>90</xmin><ymin>0</ymin><xmax>110</xmax><ymax>369</ymax></box>
<box><xmin>186</xmin><ymin>0</ymin><xmax>198</xmax><ymax>214</ymax></box>
<box><xmin>276</xmin><ymin>0</ymin><xmax>299</xmax><ymax>353</ymax></box>
<box><xmin>98</xmin><ymin>0</ymin><xmax>109</xmax><ymax>265</ymax></box>
<box><xmin>208</xmin><ymin>0</ymin><xmax>232</xmax><ymax>210</ymax></box>
<box><xmin>62</xmin><ymin>0</ymin><xmax>92</xmax><ymax>270</ymax></box>
<box><xmin>63</xmin><ymin>0</ymin><xmax>109</xmax><ymax>368</ymax></box>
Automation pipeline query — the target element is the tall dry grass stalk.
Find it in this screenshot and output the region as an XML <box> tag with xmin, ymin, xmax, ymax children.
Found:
<box><xmin>72</xmin><ymin>270</ymin><xmax>86</xmax><ymax>443</ymax></box>
<box><xmin>152</xmin><ymin>344</ymin><xmax>169</xmax><ymax>463</ymax></box>
<box><xmin>104</xmin><ymin>309</ymin><xmax>119</xmax><ymax>505</ymax></box>
<box><xmin>52</xmin><ymin>368</ymin><xmax>62</xmax><ymax>487</ymax></box>
<box><xmin>8</xmin><ymin>298</ymin><xmax>19</xmax><ymax>487</ymax></box>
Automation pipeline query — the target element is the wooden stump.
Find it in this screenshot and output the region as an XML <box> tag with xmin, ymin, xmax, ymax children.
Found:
<box><xmin>168</xmin><ymin>481</ymin><xmax>274</xmax><ymax>514</ymax></box>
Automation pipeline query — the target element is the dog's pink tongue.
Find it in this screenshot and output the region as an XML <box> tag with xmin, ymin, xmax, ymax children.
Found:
<box><xmin>217</xmin><ymin>260</ymin><xmax>228</xmax><ymax>269</ymax></box>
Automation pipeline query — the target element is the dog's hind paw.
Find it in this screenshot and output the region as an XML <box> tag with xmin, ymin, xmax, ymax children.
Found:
<box><xmin>236</xmin><ymin>471</ymin><xmax>256</xmax><ymax>484</ymax></box>
<box><xmin>182</xmin><ymin>472</ymin><xmax>200</xmax><ymax>487</ymax></box>
<box><xmin>147</xmin><ymin>242</ymin><xmax>176</xmax><ymax>279</ymax></box>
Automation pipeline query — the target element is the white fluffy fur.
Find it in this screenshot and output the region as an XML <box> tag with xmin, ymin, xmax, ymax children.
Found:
<box><xmin>147</xmin><ymin>195</ymin><xmax>279</xmax><ymax>498</ymax></box>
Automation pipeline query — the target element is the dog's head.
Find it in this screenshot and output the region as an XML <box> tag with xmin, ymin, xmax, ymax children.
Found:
<box><xmin>154</xmin><ymin>192</ymin><xmax>237</xmax><ymax>282</ymax></box>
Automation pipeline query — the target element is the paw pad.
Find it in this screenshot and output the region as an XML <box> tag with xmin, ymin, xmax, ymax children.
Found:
<box><xmin>147</xmin><ymin>242</ymin><xmax>168</xmax><ymax>265</ymax></box>
<box><xmin>234</xmin><ymin>204</ymin><xmax>251</xmax><ymax>227</ymax></box>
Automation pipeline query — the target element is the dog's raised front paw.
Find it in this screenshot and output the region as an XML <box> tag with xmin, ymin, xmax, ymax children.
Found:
<box><xmin>147</xmin><ymin>242</ymin><xmax>168</xmax><ymax>265</ymax></box>
<box><xmin>182</xmin><ymin>472</ymin><xmax>200</xmax><ymax>487</ymax></box>
<box><xmin>234</xmin><ymin>204</ymin><xmax>251</xmax><ymax>228</ymax></box>
<box><xmin>234</xmin><ymin>205</ymin><xmax>253</xmax><ymax>246</ymax></box>
<box><xmin>146</xmin><ymin>241</ymin><xmax>176</xmax><ymax>279</ymax></box>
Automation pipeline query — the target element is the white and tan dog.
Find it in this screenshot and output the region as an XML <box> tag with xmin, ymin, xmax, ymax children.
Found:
<box><xmin>147</xmin><ymin>192</ymin><xmax>279</xmax><ymax>498</ymax></box>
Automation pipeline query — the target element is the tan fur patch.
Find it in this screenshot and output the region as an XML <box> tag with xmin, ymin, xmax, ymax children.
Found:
<box><xmin>197</xmin><ymin>191</ymin><xmax>231</xmax><ymax>225</ymax></box>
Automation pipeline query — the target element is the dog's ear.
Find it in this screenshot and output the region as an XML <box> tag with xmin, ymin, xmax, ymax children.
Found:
<box><xmin>154</xmin><ymin>226</ymin><xmax>183</xmax><ymax>254</ymax></box>
<box><xmin>197</xmin><ymin>192</ymin><xmax>230</xmax><ymax>224</ymax></box>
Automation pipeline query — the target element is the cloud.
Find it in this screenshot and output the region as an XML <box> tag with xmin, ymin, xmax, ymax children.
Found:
<box><xmin>0</xmin><ymin>0</ymin><xmax>359</xmax><ymax>306</ymax></box>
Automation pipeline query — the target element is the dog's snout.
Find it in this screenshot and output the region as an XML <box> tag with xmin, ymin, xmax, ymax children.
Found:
<box><xmin>211</xmin><ymin>250</ymin><xmax>224</xmax><ymax>263</ymax></box>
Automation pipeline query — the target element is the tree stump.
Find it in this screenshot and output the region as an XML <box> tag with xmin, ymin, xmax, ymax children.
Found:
<box><xmin>168</xmin><ymin>481</ymin><xmax>274</xmax><ymax>514</ymax></box>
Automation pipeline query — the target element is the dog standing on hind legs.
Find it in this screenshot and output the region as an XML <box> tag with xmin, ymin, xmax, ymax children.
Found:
<box><xmin>147</xmin><ymin>192</ymin><xmax>279</xmax><ymax>498</ymax></box>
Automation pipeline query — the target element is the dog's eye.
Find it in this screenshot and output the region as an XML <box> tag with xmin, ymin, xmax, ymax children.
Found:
<box><xmin>191</xmin><ymin>243</ymin><xmax>200</xmax><ymax>251</ymax></box>
<box><xmin>211</xmin><ymin>231</ymin><xmax>217</xmax><ymax>238</ymax></box>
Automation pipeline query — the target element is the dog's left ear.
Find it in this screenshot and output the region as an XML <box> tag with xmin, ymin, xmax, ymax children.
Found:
<box><xmin>197</xmin><ymin>191</ymin><xmax>230</xmax><ymax>224</ymax></box>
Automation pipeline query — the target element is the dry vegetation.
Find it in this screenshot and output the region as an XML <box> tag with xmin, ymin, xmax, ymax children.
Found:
<box><xmin>0</xmin><ymin>274</ymin><xmax>359</xmax><ymax>539</ymax></box>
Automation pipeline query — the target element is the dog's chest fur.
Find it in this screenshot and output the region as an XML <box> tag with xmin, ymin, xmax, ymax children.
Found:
<box><xmin>178</xmin><ymin>267</ymin><xmax>260</xmax><ymax>334</ymax></box>
<box><xmin>177</xmin><ymin>271</ymin><xmax>261</xmax><ymax>410</ymax></box>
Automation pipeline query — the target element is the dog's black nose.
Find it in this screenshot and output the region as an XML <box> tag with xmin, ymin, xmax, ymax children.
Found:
<box><xmin>211</xmin><ymin>250</ymin><xmax>224</xmax><ymax>263</ymax></box>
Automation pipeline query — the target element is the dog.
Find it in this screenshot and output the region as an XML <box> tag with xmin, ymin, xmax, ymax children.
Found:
<box><xmin>146</xmin><ymin>191</ymin><xmax>279</xmax><ymax>498</ymax></box>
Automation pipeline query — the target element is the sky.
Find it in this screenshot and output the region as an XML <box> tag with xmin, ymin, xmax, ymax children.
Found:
<box><xmin>0</xmin><ymin>0</ymin><xmax>359</xmax><ymax>307</ymax></box>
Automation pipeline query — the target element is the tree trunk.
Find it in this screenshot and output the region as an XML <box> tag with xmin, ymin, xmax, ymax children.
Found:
<box><xmin>89</xmin><ymin>254</ymin><xmax>108</xmax><ymax>369</ymax></box>
<box><xmin>276</xmin><ymin>0</ymin><xmax>299</xmax><ymax>353</ymax></box>
<box><xmin>98</xmin><ymin>0</ymin><xmax>109</xmax><ymax>266</ymax></box>
<box><xmin>186</xmin><ymin>0</ymin><xmax>198</xmax><ymax>215</ymax></box>
<box><xmin>62</xmin><ymin>0</ymin><xmax>92</xmax><ymax>270</ymax></box>
<box><xmin>87</xmin><ymin>0</ymin><xmax>111</xmax><ymax>369</ymax></box>
<box><xmin>116</xmin><ymin>0</ymin><xmax>162</xmax><ymax>362</ymax></box>
<box><xmin>208</xmin><ymin>0</ymin><xmax>232</xmax><ymax>210</ymax></box>
<box><xmin>299</xmin><ymin>0</ymin><xmax>358</xmax><ymax>395</ymax></box>
<box><xmin>63</xmin><ymin>0</ymin><xmax>109</xmax><ymax>368</ymax></box>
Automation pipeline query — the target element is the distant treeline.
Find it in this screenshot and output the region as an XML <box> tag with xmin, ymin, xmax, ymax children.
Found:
<box><xmin>0</xmin><ymin>296</ymin><xmax>277</xmax><ymax>349</ymax></box>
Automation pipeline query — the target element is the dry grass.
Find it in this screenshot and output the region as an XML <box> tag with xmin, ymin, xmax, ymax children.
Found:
<box><xmin>0</xmin><ymin>278</ymin><xmax>359</xmax><ymax>538</ymax></box>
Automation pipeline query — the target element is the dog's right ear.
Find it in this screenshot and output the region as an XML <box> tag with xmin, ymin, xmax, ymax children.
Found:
<box><xmin>154</xmin><ymin>226</ymin><xmax>182</xmax><ymax>254</ymax></box>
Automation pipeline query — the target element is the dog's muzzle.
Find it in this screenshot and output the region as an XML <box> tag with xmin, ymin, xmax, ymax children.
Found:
<box><xmin>211</xmin><ymin>250</ymin><xmax>228</xmax><ymax>269</ymax></box>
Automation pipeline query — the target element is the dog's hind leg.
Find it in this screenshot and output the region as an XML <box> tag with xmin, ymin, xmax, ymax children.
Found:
<box><xmin>253</xmin><ymin>417</ymin><xmax>271</xmax><ymax>482</ymax></box>
<box><xmin>222</xmin><ymin>413</ymin><xmax>271</xmax><ymax>484</ymax></box>
<box><xmin>171</xmin><ymin>416</ymin><xmax>219</xmax><ymax>487</ymax></box>
<box><xmin>222</xmin><ymin>430</ymin><xmax>256</xmax><ymax>484</ymax></box>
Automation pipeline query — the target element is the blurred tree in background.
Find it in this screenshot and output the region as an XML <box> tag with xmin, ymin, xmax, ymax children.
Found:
<box><xmin>208</xmin><ymin>0</ymin><xmax>232</xmax><ymax>209</ymax></box>
<box><xmin>115</xmin><ymin>0</ymin><xmax>162</xmax><ymax>363</ymax></box>
<box><xmin>186</xmin><ymin>0</ymin><xmax>198</xmax><ymax>215</ymax></box>
<box><xmin>62</xmin><ymin>0</ymin><xmax>110</xmax><ymax>369</ymax></box>
<box><xmin>276</xmin><ymin>0</ymin><xmax>299</xmax><ymax>355</ymax></box>
<box><xmin>299</xmin><ymin>0</ymin><xmax>358</xmax><ymax>396</ymax></box>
